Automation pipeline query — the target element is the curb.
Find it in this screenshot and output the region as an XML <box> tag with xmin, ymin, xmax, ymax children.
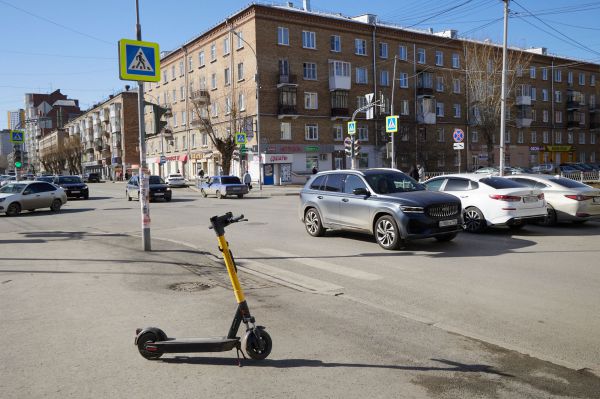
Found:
<box><xmin>188</xmin><ymin>184</ymin><xmax>300</xmax><ymax>197</ymax></box>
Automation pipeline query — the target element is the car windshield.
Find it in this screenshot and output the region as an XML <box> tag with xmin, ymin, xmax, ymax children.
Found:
<box><xmin>364</xmin><ymin>171</ymin><xmax>423</xmax><ymax>194</ymax></box>
<box><xmin>149</xmin><ymin>176</ymin><xmax>165</xmax><ymax>184</ymax></box>
<box><xmin>480</xmin><ymin>177</ymin><xmax>527</xmax><ymax>189</ymax></box>
<box><xmin>0</xmin><ymin>183</ymin><xmax>26</xmax><ymax>193</ymax></box>
<box><xmin>221</xmin><ymin>176</ymin><xmax>242</xmax><ymax>184</ymax></box>
<box><xmin>58</xmin><ymin>176</ymin><xmax>82</xmax><ymax>184</ymax></box>
<box><xmin>169</xmin><ymin>174</ymin><xmax>183</xmax><ymax>178</ymax></box>
<box><xmin>548</xmin><ymin>177</ymin><xmax>589</xmax><ymax>189</ymax></box>
<box><xmin>36</xmin><ymin>177</ymin><xmax>54</xmax><ymax>182</ymax></box>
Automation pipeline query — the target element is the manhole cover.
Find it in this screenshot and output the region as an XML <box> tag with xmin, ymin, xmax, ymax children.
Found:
<box><xmin>169</xmin><ymin>282</ymin><xmax>212</xmax><ymax>292</ymax></box>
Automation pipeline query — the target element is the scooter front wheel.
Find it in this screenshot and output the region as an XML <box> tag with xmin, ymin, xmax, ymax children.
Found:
<box><xmin>137</xmin><ymin>332</ymin><xmax>163</xmax><ymax>360</ymax></box>
<box><xmin>242</xmin><ymin>328</ymin><xmax>272</xmax><ymax>360</ymax></box>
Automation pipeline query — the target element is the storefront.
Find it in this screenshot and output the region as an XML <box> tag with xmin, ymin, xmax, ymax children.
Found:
<box><xmin>260</xmin><ymin>153</ymin><xmax>294</xmax><ymax>185</ymax></box>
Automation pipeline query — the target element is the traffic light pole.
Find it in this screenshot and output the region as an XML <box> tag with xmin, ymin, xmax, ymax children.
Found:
<box><xmin>349</xmin><ymin>99</ymin><xmax>382</xmax><ymax>170</ymax></box>
<box><xmin>136</xmin><ymin>0</ymin><xmax>151</xmax><ymax>251</ymax></box>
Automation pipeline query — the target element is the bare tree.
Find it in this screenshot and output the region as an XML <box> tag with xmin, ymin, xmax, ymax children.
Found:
<box><xmin>464</xmin><ymin>41</ymin><xmax>532</xmax><ymax>165</ymax></box>
<box><xmin>64</xmin><ymin>136</ymin><xmax>83</xmax><ymax>175</ymax></box>
<box><xmin>0</xmin><ymin>154</ymin><xmax>8</xmax><ymax>172</ymax></box>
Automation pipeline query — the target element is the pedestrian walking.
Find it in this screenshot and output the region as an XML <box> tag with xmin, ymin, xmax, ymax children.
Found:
<box><xmin>243</xmin><ymin>170</ymin><xmax>252</xmax><ymax>190</ymax></box>
<box><xmin>417</xmin><ymin>164</ymin><xmax>425</xmax><ymax>182</ymax></box>
<box><xmin>408</xmin><ymin>164</ymin><xmax>419</xmax><ymax>181</ymax></box>
<box><xmin>312</xmin><ymin>166</ymin><xmax>318</xmax><ymax>174</ymax></box>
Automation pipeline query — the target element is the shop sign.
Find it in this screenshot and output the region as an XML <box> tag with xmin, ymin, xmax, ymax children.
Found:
<box><xmin>305</xmin><ymin>145</ymin><xmax>320</xmax><ymax>152</ymax></box>
<box><xmin>529</xmin><ymin>146</ymin><xmax>542</xmax><ymax>152</ymax></box>
<box><xmin>546</xmin><ymin>145</ymin><xmax>572</xmax><ymax>152</ymax></box>
<box><xmin>261</xmin><ymin>153</ymin><xmax>294</xmax><ymax>164</ymax></box>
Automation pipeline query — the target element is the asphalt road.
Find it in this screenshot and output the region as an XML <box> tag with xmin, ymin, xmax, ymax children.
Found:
<box><xmin>1</xmin><ymin>181</ymin><xmax>599</xmax><ymax>398</ymax></box>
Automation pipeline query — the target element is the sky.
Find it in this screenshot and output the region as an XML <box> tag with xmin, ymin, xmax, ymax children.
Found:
<box><xmin>1</xmin><ymin>0</ymin><xmax>599</xmax><ymax>129</ymax></box>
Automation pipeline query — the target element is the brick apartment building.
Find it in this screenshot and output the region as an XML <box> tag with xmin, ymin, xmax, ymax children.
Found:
<box><xmin>24</xmin><ymin>90</ymin><xmax>81</xmax><ymax>173</ymax></box>
<box><xmin>143</xmin><ymin>2</ymin><xmax>599</xmax><ymax>184</ymax></box>
<box><xmin>64</xmin><ymin>90</ymin><xmax>140</xmax><ymax>180</ymax></box>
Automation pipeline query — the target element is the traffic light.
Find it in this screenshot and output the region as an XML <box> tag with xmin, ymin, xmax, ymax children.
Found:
<box><xmin>14</xmin><ymin>148</ymin><xmax>22</xmax><ymax>169</ymax></box>
<box><xmin>145</xmin><ymin>102</ymin><xmax>172</xmax><ymax>136</ymax></box>
<box><xmin>344</xmin><ymin>137</ymin><xmax>352</xmax><ymax>157</ymax></box>
<box><xmin>353</xmin><ymin>139</ymin><xmax>361</xmax><ymax>155</ymax></box>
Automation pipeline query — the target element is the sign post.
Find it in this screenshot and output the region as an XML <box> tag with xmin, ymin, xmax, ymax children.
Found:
<box><xmin>119</xmin><ymin>0</ymin><xmax>161</xmax><ymax>251</ymax></box>
<box><xmin>453</xmin><ymin>128</ymin><xmax>465</xmax><ymax>173</ymax></box>
<box><xmin>385</xmin><ymin>116</ymin><xmax>398</xmax><ymax>169</ymax></box>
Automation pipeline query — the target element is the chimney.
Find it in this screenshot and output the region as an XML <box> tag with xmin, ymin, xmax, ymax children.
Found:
<box><xmin>286</xmin><ymin>1</ymin><xmax>293</xmax><ymax>7</ymax></box>
<box><xmin>303</xmin><ymin>0</ymin><xmax>310</xmax><ymax>11</ymax></box>
<box><xmin>125</xmin><ymin>85</ymin><xmax>130</xmax><ymax>91</ymax></box>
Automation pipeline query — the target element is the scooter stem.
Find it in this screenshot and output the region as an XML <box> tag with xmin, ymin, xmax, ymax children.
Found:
<box><xmin>217</xmin><ymin>235</ymin><xmax>246</xmax><ymax>304</ymax></box>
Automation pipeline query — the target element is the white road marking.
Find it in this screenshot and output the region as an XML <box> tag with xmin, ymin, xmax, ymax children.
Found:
<box><xmin>255</xmin><ymin>248</ymin><xmax>381</xmax><ymax>281</ymax></box>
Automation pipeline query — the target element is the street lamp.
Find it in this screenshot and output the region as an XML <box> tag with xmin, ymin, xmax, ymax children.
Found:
<box><xmin>233</xmin><ymin>30</ymin><xmax>262</xmax><ymax>190</ymax></box>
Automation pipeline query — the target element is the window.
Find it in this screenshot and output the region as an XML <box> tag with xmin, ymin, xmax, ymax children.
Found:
<box><xmin>188</xmin><ymin>56</ymin><xmax>193</xmax><ymax>70</ymax></box>
<box><xmin>398</xmin><ymin>45</ymin><xmax>407</xmax><ymax>60</ymax></box>
<box><xmin>554</xmin><ymin>69</ymin><xmax>562</xmax><ymax>82</ymax></box>
<box><xmin>451</xmin><ymin>53</ymin><xmax>460</xmax><ymax>69</ymax></box>
<box><xmin>437</xmin><ymin>127</ymin><xmax>445</xmax><ymax>142</ymax></box>
<box><xmin>355</xmin><ymin>39</ymin><xmax>367</xmax><ymax>55</ymax></box>
<box><xmin>280</xmin><ymin>122</ymin><xmax>291</xmax><ymax>140</ymax></box>
<box><xmin>210</xmin><ymin>43</ymin><xmax>216</xmax><ymax>61</ymax></box>
<box><xmin>355</xmin><ymin>67</ymin><xmax>368</xmax><ymax>84</ymax></box>
<box><xmin>379</xmin><ymin>42</ymin><xmax>388</xmax><ymax>58</ymax></box>
<box><xmin>555</xmin><ymin>91</ymin><xmax>562</xmax><ymax>102</ymax></box>
<box><xmin>591</xmin><ymin>74</ymin><xmax>596</xmax><ymax>86</ymax></box>
<box><xmin>531</xmin><ymin>131</ymin><xmax>537</xmax><ymax>143</ymax></box>
<box><xmin>579</xmin><ymin>132</ymin><xmax>586</xmax><ymax>144</ymax></box>
<box><xmin>211</xmin><ymin>102</ymin><xmax>218</xmax><ymax>117</ymax></box>
<box><xmin>542</xmin><ymin>67</ymin><xmax>548</xmax><ymax>80</ymax></box>
<box><xmin>202</xmin><ymin>133</ymin><xmax>208</xmax><ymax>146</ymax></box>
<box><xmin>303</xmin><ymin>62</ymin><xmax>317</xmax><ymax>80</ymax></box>
<box><xmin>543</xmin><ymin>110</ymin><xmax>549</xmax><ymax>122</ymax></box>
<box><xmin>181</xmin><ymin>111</ymin><xmax>186</xmax><ymax>126</ymax></box>
<box><xmin>163</xmin><ymin>68</ymin><xmax>168</xmax><ymax>83</ymax></box>
<box><xmin>356</xmin><ymin>95</ymin><xmax>367</xmax><ymax>110</ymax></box>
<box><xmin>199</xmin><ymin>51</ymin><xmax>205</xmax><ymax>67</ymax></box>
<box><xmin>237</xmin><ymin>62</ymin><xmax>244</xmax><ymax>80</ymax></box>
<box><xmin>516</xmin><ymin>65</ymin><xmax>523</xmax><ymax>77</ymax></box>
<box><xmin>357</xmin><ymin>125</ymin><xmax>368</xmax><ymax>141</ymax></box>
<box><xmin>238</xmin><ymin>93</ymin><xmax>245</xmax><ymax>111</ymax></box>
<box><xmin>171</xmin><ymin>65</ymin><xmax>176</xmax><ymax>80</ymax></box>
<box><xmin>591</xmin><ymin>133</ymin><xmax>597</xmax><ymax>144</ymax></box>
<box><xmin>579</xmin><ymin>72</ymin><xmax>585</xmax><ymax>86</ymax></box>
<box><xmin>304</xmin><ymin>92</ymin><xmax>318</xmax><ymax>109</ymax></box>
<box><xmin>329</xmin><ymin>61</ymin><xmax>350</xmax><ymax>78</ymax></box>
<box><xmin>453</xmin><ymin>104</ymin><xmax>461</xmax><ymax>118</ymax></box>
<box><xmin>223</xmin><ymin>37</ymin><xmax>230</xmax><ymax>55</ymax></box>
<box><xmin>180</xmin><ymin>86</ymin><xmax>185</xmax><ymax>101</ymax></box>
<box><xmin>225</xmin><ymin>97</ymin><xmax>232</xmax><ymax>114</ymax></box>
<box><xmin>591</xmin><ymin>94</ymin><xmax>596</xmax><ymax>108</ymax></box>
<box><xmin>179</xmin><ymin>61</ymin><xmax>184</xmax><ymax>76</ymax></box>
<box><xmin>530</xmin><ymin>66</ymin><xmax>536</xmax><ymax>79</ymax></box>
<box><xmin>435</xmin><ymin>51</ymin><xmax>443</xmax><ymax>66</ymax></box>
<box><xmin>517</xmin><ymin>130</ymin><xmax>524</xmax><ymax>144</ymax></box>
<box><xmin>224</xmin><ymin>67</ymin><xmax>231</xmax><ymax>86</ymax></box>
<box><xmin>542</xmin><ymin>89</ymin><xmax>548</xmax><ymax>101</ymax></box>
<box><xmin>436</xmin><ymin>102</ymin><xmax>444</xmax><ymax>117</ymax></box>
<box><xmin>211</xmin><ymin>73</ymin><xmax>217</xmax><ymax>89</ymax></box>
<box><xmin>530</xmin><ymin>87</ymin><xmax>537</xmax><ymax>101</ymax></box>
<box><xmin>555</xmin><ymin>111</ymin><xmax>563</xmax><ymax>123</ymax></box>
<box><xmin>567</xmin><ymin>71</ymin><xmax>573</xmax><ymax>84</ymax></box>
<box><xmin>399</xmin><ymin>72</ymin><xmax>409</xmax><ymax>88</ymax></box>
<box><xmin>472</xmin><ymin>131</ymin><xmax>478</xmax><ymax>143</ymax></box>
<box><xmin>305</xmin><ymin>124</ymin><xmax>318</xmax><ymax>140</ymax></box>
<box><xmin>172</xmin><ymin>89</ymin><xmax>176</xmax><ymax>102</ymax></box>
<box><xmin>330</xmin><ymin>35</ymin><xmax>341</xmax><ymax>52</ymax></box>
<box><xmin>333</xmin><ymin>124</ymin><xmax>343</xmax><ymax>141</ymax></box>
<box><xmin>531</xmin><ymin>109</ymin><xmax>537</xmax><ymax>121</ymax></box>
<box><xmin>302</xmin><ymin>31</ymin><xmax>316</xmax><ymax>49</ymax></box>
<box><xmin>380</xmin><ymin>70</ymin><xmax>389</xmax><ymax>86</ymax></box>
<box><xmin>505</xmin><ymin>130</ymin><xmax>511</xmax><ymax>143</ymax></box>
<box><xmin>235</xmin><ymin>31</ymin><xmax>244</xmax><ymax>49</ymax></box>
<box><xmin>417</xmin><ymin>48</ymin><xmax>425</xmax><ymax>64</ymax></box>
<box><xmin>278</xmin><ymin>27</ymin><xmax>289</xmax><ymax>45</ymax></box>
<box><xmin>452</xmin><ymin>78</ymin><xmax>461</xmax><ymax>93</ymax></box>
<box><xmin>436</xmin><ymin>76</ymin><xmax>444</xmax><ymax>92</ymax></box>
<box><xmin>173</xmin><ymin>112</ymin><xmax>178</xmax><ymax>127</ymax></box>
<box><xmin>191</xmin><ymin>133</ymin><xmax>196</xmax><ymax>148</ymax></box>
<box><xmin>400</xmin><ymin>100</ymin><xmax>409</xmax><ymax>116</ymax></box>
<box><xmin>568</xmin><ymin>131</ymin><xmax>574</xmax><ymax>144</ymax></box>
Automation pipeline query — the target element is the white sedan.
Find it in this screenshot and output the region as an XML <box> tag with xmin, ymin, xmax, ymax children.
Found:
<box><xmin>424</xmin><ymin>173</ymin><xmax>547</xmax><ymax>233</ymax></box>
<box><xmin>504</xmin><ymin>174</ymin><xmax>600</xmax><ymax>225</ymax></box>
<box><xmin>165</xmin><ymin>173</ymin><xmax>187</xmax><ymax>187</ymax></box>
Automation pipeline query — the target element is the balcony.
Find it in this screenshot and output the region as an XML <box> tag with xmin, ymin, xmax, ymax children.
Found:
<box><xmin>331</xmin><ymin>107</ymin><xmax>349</xmax><ymax>119</ymax></box>
<box><xmin>566</xmin><ymin>119</ymin><xmax>579</xmax><ymax>128</ymax></box>
<box><xmin>589</xmin><ymin>105</ymin><xmax>597</xmax><ymax>114</ymax></box>
<box><xmin>516</xmin><ymin>96</ymin><xmax>531</xmax><ymax>106</ymax></box>
<box><xmin>516</xmin><ymin>118</ymin><xmax>533</xmax><ymax>128</ymax></box>
<box><xmin>567</xmin><ymin>100</ymin><xmax>581</xmax><ymax>110</ymax></box>
<box><xmin>277</xmin><ymin>104</ymin><xmax>300</xmax><ymax>119</ymax></box>
<box><xmin>416</xmin><ymin>87</ymin><xmax>434</xmax><ymax>97</ymax></box>
<box><xmin>190</xmin><ymin>89</ymin><xmax>210</xmax><ymax>104</ymax></box>
<box><xmin>277</xmin><ymin>74</ymin><xmax>298</xmax><ymax>88</ymax></box>
<box><xmin>94</xmin><ymin>138</ymin><xmax>102</xmax><ymax>151</ymax></box>
<box><xmin>190</xmin><ymin>117</ymin><xmax>210</xmax><ymax>127</ymax></box>
<box><xmin>590</xmin><ymin>120</ymin><xmax>599</xmax><ymax>129</ymax></box>
<box><xmin>329</xmin><ymin>74</ymin><xmax>351</xmax><ymax>91</ymax></box>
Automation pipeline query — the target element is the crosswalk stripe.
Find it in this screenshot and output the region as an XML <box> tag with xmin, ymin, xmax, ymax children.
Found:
<box><xmin>255</xmin><ymin>248</ymin><xmax>381</xmax><ymax>281</ymax></box>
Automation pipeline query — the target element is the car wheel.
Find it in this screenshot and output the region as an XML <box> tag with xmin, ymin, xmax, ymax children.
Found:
<box><xmin>463</xmin><ymin>207</ymin><xmax>486</xmax><ymax>233</ymax></box>
<box><xmin>165</xmin><ymin>195</ymin><xmax>172</xmax><ymax>202</ymax></box>
<box><xmin>539</xmin><ymin>205</ymin><xmax>557</xmax><ymax>226</ymax></box>
<box><xmin>237</xmin><ymin>194</ymin><xmax>243</xmax><ymax>199</ymax></box>
<box><xmin>6</xmin><ymin>203</ymin><xmax>21</xmax><ymax>216</ymax></box>
<box><xmin>375</xmin><ymin>215</ymin><xmax>403</xmax><ymax>250</ymax></box>
<box><xmin>435</xmin><ymin>232</ymin><xmax>457</xmax><ymax>242</ymax></box>
<box><xmin>217</xmin><ymin>190</ymin><xmax>226</xmax><ymax>199</ymax></box>
<box><xmin>304</xmin><ymin>208</ymin><xmax>325</xmax><ymax>237</ymax></box>
<box><xmin>50</xmin><ymin>199</ymin><xmax>62</xmax><ymax>212</ymax></box>
<box><xmin>201</xmin><ymin>189</ymin><xmax>207</xmax><ymax>198</ymax></box>
<box><xmin>83</xmin><ymin>194</ymin><xmax>89</xmax><ymax>200</ymax></box>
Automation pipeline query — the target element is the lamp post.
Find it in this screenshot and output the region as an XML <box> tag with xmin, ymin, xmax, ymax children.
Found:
<box><xmin>233</xmin><ymin>30</ymin><xmax>262</xmax><ymax>190</ymax></box>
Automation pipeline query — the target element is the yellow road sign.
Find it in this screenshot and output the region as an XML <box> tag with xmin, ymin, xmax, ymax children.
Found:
<box><xmin>119</xmin><ymin>39</ymin><xmax>161</xmax><ymax>82</ymax></box>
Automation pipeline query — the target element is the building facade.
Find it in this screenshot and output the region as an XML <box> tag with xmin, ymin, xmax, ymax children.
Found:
<box><xmin>7</xmin><ymin>110</ymin><xmax>25</xmax><ymax>130</ymax></box>
<box><xmin>143</xmin><ymin>3</ymin><xmax>599</xmax><ymax>183</ymax></box>
<box><xmin>64</xmin><ymin>90</ymin><xmax>140</xmax><ymax>180</ymax></box>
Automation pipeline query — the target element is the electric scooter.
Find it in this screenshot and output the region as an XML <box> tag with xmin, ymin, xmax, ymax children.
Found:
<box><xmin>134</xmin><ymin>212</ymin><xmax>272</xmax><ymax>363</ymax></box>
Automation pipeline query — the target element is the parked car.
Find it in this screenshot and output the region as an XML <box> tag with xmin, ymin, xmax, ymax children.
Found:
<box><xmin>84</xmin><ymin>173</ymin><xmax>100</xmax><ymax>183</ymax></box>
<box><xmin>299</xmin><ymin>169</ymin><xmax>463</xmax><ymax>250</ymax></box>
<box><xmin>53</xmin><ymin>175</ymin><xmax>89</xmax><ymax>199</ymax></box>
<box><xmin>558</xmin><ymin>164</ymin><xmax>580</xmax><ymax>174</ymax></box>
<box><xmin>532</xmin><ymin>164</ymin><xmax>555</xmax><ymax>174</ymax></box>
<box><xmin>0</xmin><ymin>181</ymin><xmax>67</xmax><ymax>216</ymax></box>
<box><xmin>165</xmin><ymin>173</ymin><xmax>187</xmax><ymax>187</ymax></box>
<box><xmin>198</xmin><ymin>176</ymin><xmax>249</xmax><ymax>199</ymax></box>
<box><xmin>0</xmin><ymin>176</ymin><xmax>16</xmax><ymax>187</ymax></box>
<box><xmin>35</xmin><ymin>176</ymin><xmax>56</xmax><ymax>184</ymax></box>
<box><xmin>126</xmin><ymin>175</ymin><xmax>171</xmax><ymax>202</ymax></box>
<box><xmin>424</xmin><ymin>173</ymin><xmax>547</xmax><ymax>232</ymax></box>
<box><xmin>504</xmin><ymin>174</ymin><xmax>600</xmax><ymax>225</ymax></box>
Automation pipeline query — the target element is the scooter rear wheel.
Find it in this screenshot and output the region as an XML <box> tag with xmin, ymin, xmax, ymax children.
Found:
<box><xmin>242</xmin><ymin>329</ymin><xmax>272</xmax><ymax>360</ymax></box>
<box><xmin>137</xmin><ymin>332</ymin><xmax>163</xmax><ymax>360</ymax></box>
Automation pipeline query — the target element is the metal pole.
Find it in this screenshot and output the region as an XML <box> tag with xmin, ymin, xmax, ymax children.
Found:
<box><xmin>256</xmin><ymin>72</ymin><xmax>262</xmax><ymax>190</ymax></box>
<box><xmin>390</xmin><ymin>56</ymin><xmax>397</xmax><ymax>169</ymax></box>
<box><xmin>499</xmin><ymin>0</ymin><xmax>509</xmax><ymax>176</ymax></box>
<box><xmin>136</xmin><ymin>0</ymin><xmax>151</xmax><ymax>251</ymax></box>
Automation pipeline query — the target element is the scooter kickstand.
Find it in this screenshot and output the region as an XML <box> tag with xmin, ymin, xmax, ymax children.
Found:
<box><xmin>236</xmin><ymin>342</ymin><xmax>247</xmax><ymax>367</ymax></box>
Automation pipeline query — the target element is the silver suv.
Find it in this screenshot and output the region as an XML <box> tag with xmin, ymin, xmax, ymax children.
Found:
<box><xmin>299</xmin><ymin>169</ymin><xmax>463</xmax><ymax>250</ymax></box>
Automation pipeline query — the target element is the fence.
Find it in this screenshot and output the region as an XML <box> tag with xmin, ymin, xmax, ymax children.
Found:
<box><xmin>423</xmin><ymin>170</ymin><xmax>600</xmax><ymax>184</ymax></box>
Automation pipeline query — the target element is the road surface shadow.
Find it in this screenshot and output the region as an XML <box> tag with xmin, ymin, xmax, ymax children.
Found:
<box><xmin>2</xmin><ymin>208</ymin><xmax>96</xmax><ymax>217</ymax></box>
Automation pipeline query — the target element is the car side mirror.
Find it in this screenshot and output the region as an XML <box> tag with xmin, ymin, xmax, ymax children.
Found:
<box><xmin>353</xmin><ymin>187</ymin><xmax>370</xmax><ymax>196</ymax></box>
<box><xmin>23</xmin><ymin>190</ymin><xmax>32</xmax><ymax>195</ymax></box>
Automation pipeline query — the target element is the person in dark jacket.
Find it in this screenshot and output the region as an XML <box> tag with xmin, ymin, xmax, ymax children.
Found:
<box><xmin>312</xmin><ymin>166</ymin><xmax>318</xmax><ymax>174</ymax></box>
<box><xmin>408</xmin><ymin>164</ymin><xmax>419</xmax><ymax>181</ymax></box>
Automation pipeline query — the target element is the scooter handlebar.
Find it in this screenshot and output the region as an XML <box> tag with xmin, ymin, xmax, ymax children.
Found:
<box><xmin>209</xmin><ymin>212</ymin><xmax>247</xmax><ymax>235</ymax></box>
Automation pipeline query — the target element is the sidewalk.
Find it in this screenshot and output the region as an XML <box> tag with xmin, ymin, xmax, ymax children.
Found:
<box><xmin>188</xmin><ymin>182</ymin><xmax>302</xmax><ymax>197</ymax></box>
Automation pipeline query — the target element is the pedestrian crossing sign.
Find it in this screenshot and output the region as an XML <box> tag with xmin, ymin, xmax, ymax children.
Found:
<box><xmin>10</xmin><ymin>130</ymin><xmax>24</xmax><ymax>144</ymax></box>
<box><xmin>347</xmin><ymin>121</ymin><xmax>357</xmax><ymax>135</ymax></box>
<box><xmin>385</xmin><ymin>116</ymin><xmax>398</xmax><ymax>133</ymax></box>
<box><xmin>235</xmin><ymin>132</ymin><xmax>247</xmax><ymax>145</ymax></box>
<box><xmin>118</xmin><ymin>39</ymin><xmax>161</xmax><ymax>82</ymax></box>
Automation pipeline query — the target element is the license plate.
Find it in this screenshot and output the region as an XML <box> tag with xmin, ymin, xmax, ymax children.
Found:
<box><xmin>439</xmin><ymin>219</ymin><xmax>457</xmax><ymax>227</ymax></box>
<box><xmin>232</xmin><ymin>187</ymin><xmax>240</xmax><ymax>191</ymax></box>
<box><xmin>71</xmin><ymin>190</ymin><xmax>80</xmax><ymax>194</ymax></box>
<box><xmin>594</xmin><ymin>197</ymin><xmax>600</xmax><ymax>204</ymax></box>
<box><xmin>523</xmin><ymin>196</ymin><xmax>537</xmax><ymax>203</ymax></box>
<box><xmin>154</xmin><ymin>193</ymin><xmax>164</xmax><ymax>196</ymax></box>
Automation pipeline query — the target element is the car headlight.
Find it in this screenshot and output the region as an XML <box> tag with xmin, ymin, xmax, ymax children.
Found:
<box><xmin>166</xmin><ymin>187</ymin><xmax>171</xmax><ymax>191</ymax></box>
<box><xmin>400</xmin><ymin>205</ymin><xmax>424</xmax><ymax>213</ymax></box>
<box><xmin>83</xmin><ymin>185</ymin><xmax>88</xmax><ymax>189</ymax></box>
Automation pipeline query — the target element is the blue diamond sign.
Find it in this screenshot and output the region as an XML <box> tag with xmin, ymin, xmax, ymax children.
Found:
<box><xmin>10</xmin><ymin>130</ymin><xmax>24</xmax><ymax>144</ymax></box>
<box><xmin>385</xmin><ymin>116</ymin><xmax>398</xmax><ymax>133</ymax></box>
<box><xmin>118</xmin><ymin>39</ymin><xmax>161</xmax><ymax>82</ymax></box>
